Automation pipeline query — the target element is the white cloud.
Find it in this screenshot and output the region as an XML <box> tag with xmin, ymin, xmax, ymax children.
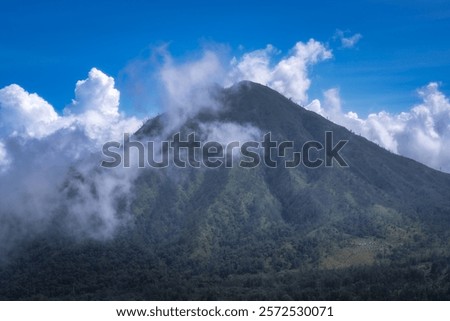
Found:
<box><xmin>228</xmin><ymin>39</ymin><xmax>332</xmax><ymax>104</ymax></box>
<box><xmin>0</xmin><ymin>84</ymin><xmax>59</xmax><ymax>138</ymax></box>
<box><xmin>125</xmin><ymin>39</ymin><xmax>331</xmax><ymax>124</ymax></box>
<box><xmin>308</xmin><ymin>83</ymin><xmax>450</xmax><ymax>172</ymax></box>
<box><xmin>0</xmin><ymin>68</ymin><xmax>141</xmax><ymax>256</ymax></box>
<box><xmin>0</xmin><ymin>141</ymin><xmax>9</xmax><ymax>171</ymax></box>
<box><xmin>227</xmin><ymin>45</ymin><xmax>278</xmax><ymax>87</ymax></box>
<box><xmin>0</xmin><ymin>68</ymin><xmax>141</xmax><ymax>147</ymax></box>
<box><xmin>160</xmin><ymin>50</ymin><xmax>225</xmax><ymax>130</ymax></box>
<box><xmin>335</xmin><ymin>29</ymin><xmax>363</xmax><ymax>48</ymax></box>
<box><xmin>157</xmin><ymin>39</ymin><xmax>332</xmax><ymax>122</ymax></box>
<box><xmin>65</xmin><ymin>67</ymin><xmax>141</xmax><ymax>143</ymax></box>
<box><xmin>72</xmin><ymin>68</ymin><xmax>121</xmax><ymax>117</ymax></box>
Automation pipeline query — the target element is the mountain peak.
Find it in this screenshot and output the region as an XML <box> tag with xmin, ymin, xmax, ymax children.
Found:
<box><xmin>2</xmin><ymin>80</ymin><xmax>450</xmax><ymax>300</ymax></box>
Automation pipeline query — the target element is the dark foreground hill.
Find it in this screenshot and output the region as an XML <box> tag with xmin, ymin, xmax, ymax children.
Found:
<box><xmin>1</xmin><ymin>81</ymin><xmax>450</xmax><ymax>300</ymax></box>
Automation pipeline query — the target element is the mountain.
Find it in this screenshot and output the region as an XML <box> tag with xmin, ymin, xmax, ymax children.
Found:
<box><xmin>1</xmin><ymin>81</ymin><xmax>450</xmax><ymax>300</ymax></box>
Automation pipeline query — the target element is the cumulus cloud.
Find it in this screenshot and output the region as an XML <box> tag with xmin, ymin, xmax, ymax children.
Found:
<box><xmin>122</xmin><ymin>39</ymin><xmax>332</xmax><ymax>121</ymax></box>
<box><xmin>227</xmin><ymin>45</ymin><xmax>278</xmax><ymax>87</ymax></box>
<box><xmin>0</xmin><ymin>68</ymin><xmax>141</xmax><ymax>145</ymax></box>
<box><xmin>334</xmin><ymin>29</ymin><xmax>362</xmax><ymax>49</ymax></box>
<box><xmin>0</xmin><ymin>84</ymin><xmax>59</xmax><ymax>138</ymax></box>
<box><xmin>308</xmin><ymin>83</ymin><xmax>450</xmax><ymax>172</ymax></box>
<box><xmin>0</xmin><ymin>141</ymin><xmax>9</xmax><ymax>170</ymax></box>
<box><xmin>0</xmin><ymin>68</ymin><xmax>141</xmax><ymax>258</ymax></box>
<box><xmin>228</xmin><ymin>39</ymin><xmax>332</xmax><ymax>104</ymax></box>
<box><xmin>65</xmin><ymin>68</ymin><xmax>141</xmax><ymax>143</ymax></box>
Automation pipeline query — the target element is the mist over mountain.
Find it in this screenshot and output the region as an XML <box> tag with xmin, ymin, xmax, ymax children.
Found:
<box><xmin>1</xmin><ymin>81</ymin><xmax>450</xmax><ymax>300</ymax></box>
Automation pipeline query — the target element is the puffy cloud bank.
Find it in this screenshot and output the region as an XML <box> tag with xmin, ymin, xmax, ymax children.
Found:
<box><xmin>307</xmin><ymin>83</ymin><xmax>450</xmax><ymax>172</ymax></box>
<box><xmin>0</xmin><ymin>68</ymin><xmax>140</xmax><ymax>144</ymax></box>
<box><xmin>0</xmin><ymin>68</ymin><xmax>141</xmax><ymax>258</ymax></box>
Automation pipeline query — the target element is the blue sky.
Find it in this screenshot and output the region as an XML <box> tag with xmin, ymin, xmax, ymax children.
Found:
<box><xmin>1</xmin><ymin>0</ymin><xmax>450</xmax><ymax>116</ymax></box>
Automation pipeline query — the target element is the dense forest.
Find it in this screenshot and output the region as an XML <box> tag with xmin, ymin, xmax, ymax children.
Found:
<box><xmin>1</xmin><ymin>229</ymin><xmax>449</xmax><ymax>300</ymax></box>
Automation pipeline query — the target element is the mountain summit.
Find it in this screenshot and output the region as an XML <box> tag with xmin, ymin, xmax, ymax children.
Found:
<box><xmin>1</xmin><ymin>81</ymin><xmax>450</xmax><ymax>300</ymax></box>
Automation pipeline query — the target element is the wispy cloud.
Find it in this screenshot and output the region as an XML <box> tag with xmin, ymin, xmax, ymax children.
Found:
<box><xmin>159</xmin><ymin>50</ymin><xmax>226</xmax><ymax>130</ymax></box>
<box><xmin>227</xmin><ymin>39</ymin><xmax>332</xmax><ymax>104</ymax></box>
<box><xmin>334</xmin><ymin>29</ymin><xmax>363</xmax><ymax>49</ymax></box>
